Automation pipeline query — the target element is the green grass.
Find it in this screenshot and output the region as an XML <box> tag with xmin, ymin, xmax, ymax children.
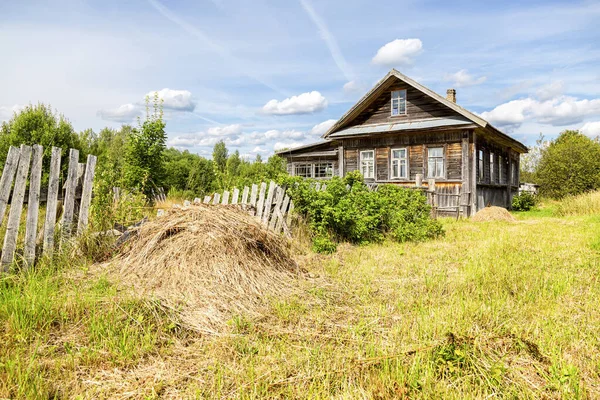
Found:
<box><xmin>1</xmin><ymin>210</ymin><xmax>600</xmax><ymax>398</ymax></box>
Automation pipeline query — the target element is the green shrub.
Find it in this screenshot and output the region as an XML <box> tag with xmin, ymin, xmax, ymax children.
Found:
<box><xmin>512</xmin><ymin>192</ymin><xmax>538</xmax><ymax>211</ymax></box>
<box><xmin>280</xmin><ymin>172</ymin><xmax>443</xmax><ymax>253</ymax></box>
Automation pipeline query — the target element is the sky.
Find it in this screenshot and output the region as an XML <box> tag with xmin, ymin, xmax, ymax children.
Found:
<box><xmin>1</xmin><ymin>0</ymin><xmax>600</xmax><ymax>160</ymax></box>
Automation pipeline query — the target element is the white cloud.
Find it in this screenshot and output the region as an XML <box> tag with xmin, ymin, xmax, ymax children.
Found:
<box><xmin>97</xmin><ymin>103</ymin><xmax>141</xmax><ymax>123</ymax></box>
<box><xmin>372</xmin><ymin>39</ymin><xmax>423</xmax><ymax>67</ymax></box>
<box><xmin>273</xmin><ymin>141</ymin><xmax>305</xmax><ymax>151</ymax></box>
<box><xmin>0</xmin><ymin>104</ymin><xmax>26</xmax><ymax>121</ymax></box>
<box><xmin>309</xmin><ymin>119</ymin><xmax>336</xmax><ymax>136</ymax></box>
<box><xmin>536</xmin><ymin>81</ymin><xmax>565</xmax><ymax>101</ymax></box>
<box><xmin>481</xmin><ymin>96</ymin><xmax>600</xmax><ymax>132</ymax></box>
<box><xmin>343</xmin><ymin>80</ymin><xmax>366</xmax><ymax>94</ymax></box>
<box><xmin>206</xmin><ymin>124</ymin><xmax>242</xmax><ymax>137</ymax></box>
<box><xmin>444</xmin><ymin>69</ymin><xmax>487</xmax><ymax>88</ymax></box>
<box><xmin>167</xmin><ymin>135</ymin><xmax>199</xmax><ymax>148</ymax></box>
<box><xmin>147</xmin><ymin>88</ymin><xmax>195</xmax><ymax>111</ymax></box>
<box><xmin>580</xmin><ymin>121</ymin><xmax>600</xmax><ymax>137</ymax></box>
<box><xmin>262</xmin><ymin>91</ymin><xmax>328</xmax><ymax>115</ymax></box>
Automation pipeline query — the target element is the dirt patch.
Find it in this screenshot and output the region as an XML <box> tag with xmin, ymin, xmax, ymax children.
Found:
<box><xmin>472</xmin><ymin>206</ymin><xmax>516</xmax><ymax>222</ymax></box>
<box><xmin>101</xmin><ymin>204</ymin><xmax>301</xmax><ymax>334</ymax></box>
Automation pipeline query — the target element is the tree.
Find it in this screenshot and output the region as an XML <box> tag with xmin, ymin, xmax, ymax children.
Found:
<box><xmin>536</xmin><ymin>130</ymin><xmax>600</xmax><ymax>198</ymax></box>
<box><xmin>0</xmin><ymin>103</ymin><xmax>82</xmax><ymax>182</ymax></box>
<box><xmin>212</xmin><ymin>140</ymin><xmax>228</xmax><ymax>173</ymax></box>
<box><xmin>520</xmin><ymin>133</ymin><xmax>548</xmax><ymax>183</ymax></box>
<box><xmin>123</xmin><ymin>93</ymin><xmax>167</xmax><ymax>198</ymax></box>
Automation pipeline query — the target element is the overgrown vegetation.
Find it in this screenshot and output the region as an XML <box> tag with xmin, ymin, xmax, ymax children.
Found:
<box><xmin>555</xmin><ymin>190</ymin><xmax>600</xmax><ymax>216</ymax></box>
<box><xmin>511</xmin><ymin>191</ymin><xmax>538</xmax><ymax>211</ymax></box>
<box><xmin>282</xmin><ymin>171</ymin><xmax>443</xmax><ymax>253</ymax></box>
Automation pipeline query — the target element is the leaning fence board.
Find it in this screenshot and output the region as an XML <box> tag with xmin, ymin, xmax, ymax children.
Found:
<box><xmin>213</xmin><ymin>193</ymin><xmax>221</xmax><ymax>204</ymax></box>
<box><xmin>268</xmin><ymin>186</ymin><xmax>284</xmax><ymax>230</ymax></box>
<box><xmin>24</xmin><ymin>145</ymin><xmax>44</xmax><ymax>266</ymax></box>
<box><xmin>1</xmin><ymin>145</ymin><xmax>32</xmax><ymax>268</ymax></box>
<box><xmin>232</xmin><ymin>188</ymin><xmax>239</xmax><ymax>204</ymax></box>
<box><xmin>43</xmin><ymin>147</ymin><xmax>62</xmax><ymax>255</ymax></box>
<box><xmin>275</xmin><ymin>195</ymin><xmax>291</xmax><ymax>233</ymax></box>
<box><xmin>77</xmin><ymin>155</ymin><xmax>97</xmax><ymax>234</ymax></box>
<box><xmin>250</xmin><ymin>184</ymin><xmax>258</xmax><ymax>207</ymax></box>
<box><xmin>203</xmin><ymin>196</ymin><xmax>211</xmax><ymax>204</ymax></box>
<box><xmin>286</xmin><ymin>202</ymin><xmax>294</xmax><ymax>228</ymax></box>
<box><xmin>256</xmin><ymin>182</ymin><xmax>267</xmax><ymax>219</ymax></box>
<box><xmin>262</xmin><ymin>181</ymin><xmax>276</xmax><ymax>225</ymax></box>
<box><xmin>0</xmin><ymin>146</ymin><xmax>20</xmax><ymax>228</ymax></box>
<box><xmin>241</xmin><ymin>186</ymin><xmax>249</xmax><ymax>208</ymax></box>
<box><xmin>61</xmin><ymin>149</ymin><xmax>79</xmax><ymax>239</ymax></box>
<box><xmin>222</xmin><ymin>191</ymin><xmax>230</xmax><ymax>205</ymax></box>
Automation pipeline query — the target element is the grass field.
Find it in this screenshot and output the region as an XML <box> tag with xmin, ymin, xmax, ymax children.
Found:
<box><xmin>1</xmin><ymin>204</ymin><xmax>599</xmax><ymax>399</ymax></box>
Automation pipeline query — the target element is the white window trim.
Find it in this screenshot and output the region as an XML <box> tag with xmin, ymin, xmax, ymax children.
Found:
<box><xmin>427</xmin><ymin>146</ymin><xmax>445</xmax><ymax>179</ymax></box>
<box><xmin>359</xmin><ymin>150</ymin><xmax>375</xmax><ymax>179</ymax></box>
<box><xmin>390</xmin><ymin>89</ymin><xmax>407</xmax><ymax>116</ymax></box>
<box><xmin>314</xmin><ymin>162</ymin><xmax>334</xmax><ymax>179</ymax></box>
<box><xmin>294</xmin><ymin>163</ymin><xmax>313</xmax><ymax>178</ymax></box>
<box><xmin>490</xmin><ymin>152</ymin><xmax>495</xmax><ymax>183</ymax></box>
<box><xmin>390</xmin><ymin>147</ymin><xmax>409</xmax><ymax>179</ymax></box>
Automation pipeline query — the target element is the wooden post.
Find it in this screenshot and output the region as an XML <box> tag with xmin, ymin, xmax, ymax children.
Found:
<box><xmin>203</xmin><ymin>195</ymin><xmax>211</xmax><ymax>204</ymax></box>
<box><xmin>232</xmin><ymin>188</ymin><xmax>239</xmax><ymax>204</ymax></box>
<box><xmin>415</xmin><ymin>173</ymin><xmax>423</xmax><ymax>187</ymax></box>
<box><xmin>338</xmin><ymin>145</ymin><xmax>344</xmax><ymax>177</ymax></box>
<box><xmin>241</xmin><ymin>186</ymin><xmax>249</xmax><ymax>208</ymax></box>
<box><xmin>213</xmin><ymin>193</ymin><xmax>221</xmax><ymax>204</ymax></box>
<box><xmin>262</xmin><ymin>181</ymin><xmax>276</xmax><ymax>225</ymax></box>
<box><xmin>269</xmin><ymin>186</ymin><xmax>284</xmax><ymax>230</ymax></box>
<box><xmin>470</xmin><ymin>132</ymin><xmax>478</xmax><ymax>216</ymax></box>
<box><xmin>428</xmin><ymin>179</ymin><xmax>437</xmax><ymax>219</ymax></box>
<box><xmin>222</xmin><ymin>190</ymin><xmax>230</xmax><ymax>205</ymax></box>
<box><xmin>24</xmin><ymin>144</ymin><xmax>44</xmax><ymax>266</ymax></box>
<box><xmin>43</xmin><ymin>147</ymin><xmax>62</xmax><ymax>256</ymax></box>
<box><xmin>275</xmin><ymin>195</ymin><xmax>291</xmax><ymax>233</ymax></box>
<box><xmin>256</xmin><ymin>182</ymin><xmax>267</xmax><ymax>219</ymax></box>
<box><xmin>1</xmin><ymin>145</ymin><xmax>32</xmax><ymax>268</ymax></box>
<box><xmin>0</xmin><ymin>146</ymin><xmax>20</xmax><ymax>228</ymax></box>
<box><xmin>61</xmin><ymin>149</ymin><xmax>79</xmax><ymax>239</ymax></box>
<box><xmin>77</xmin><ymin>155</ymin><xmax>97</xmax><ymax>234</ymax></box>
<box><xmin>507</xmin><ymin>149</ymin><xmax>513</xmax><ymax>210</ymax></box>
<box><xmin>250</xmin><ymin>184</ymin><xmax>258</xmax><ymax>207</ymax></box>
<box><xmin>461</xmin><ymin>131</ymin><xmax>470</xmax><ymax>217</ymax></box>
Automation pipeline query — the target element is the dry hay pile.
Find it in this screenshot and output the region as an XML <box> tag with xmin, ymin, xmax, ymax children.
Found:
<box><xmin>472</xmin><ymin>206</ymin><xmax>516</xmax><ymax>222</ymax></box>
<box><xmin>105</xmin><ymin>204</ymin><xmax>300</xmax><ymax>334</ymax></box>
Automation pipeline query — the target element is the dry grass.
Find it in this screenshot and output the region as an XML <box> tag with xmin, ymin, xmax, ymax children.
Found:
<box><xmin>555</xmin><ymin>190</ymin><xmax>600</xmax><ymax>216</ymax></box>
<box><xmin>471</xmin><ymin>206</ymin><xmax>516</xmax><ymax>222</ymax></box>
<box><xmin>99</xmin><ymin>204</ymin><xmax>301</xmax><ymax>334</ymax></box>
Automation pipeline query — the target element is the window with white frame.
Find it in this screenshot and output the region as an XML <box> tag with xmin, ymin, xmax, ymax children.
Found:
<box><xmin>427</xmin><ymin>147</ymin><xmax>444</xmax><ymax>178</ymax></box>
<box><xmin>360</xmin><ymin>150</ymin><xmax>375</xmax><ymax>179</ymax></box>
<box><xmin>490</xmin><ymin>152</ymin><xmax>495</xmax><ymax>183</ymax></box>
<box><xmin>478</xmin><ymin>150</ymin><xmax>484</xmax><ymax>181</ymax></box>
<box><xmin>314</xmin><ymin>162</ymin><xmax>334</xmax><ymax>178</ymax></box>
<box><xmin>390</xmin><ymin>148</ymin><xmax>408</xmax><ymax>179</ymax></box>
<box><xmin>294</xmin><ymin>163</ymin><xmax>312</xmax><ymax>178</ymax></box>
<box><xmin>499</xmin><ymin>155</ymin><xmax>504</xmax><ymax>184</ymax></box>
<box><xmin>391</xmin><ymin>90</ymin><xmax>407</xmax><ymax>116</ymax></box>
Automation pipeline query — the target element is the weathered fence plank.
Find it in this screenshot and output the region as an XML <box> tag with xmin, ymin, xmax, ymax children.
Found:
<box><xmin>61</xmin><ymin>149</ymin><xmax>79</xmax><ymax>239</ymax></box>
<box><xmin>24</xmin><ymin>145</ymin><xmax>43</xmax><ymax>266</ymax></box>
<box><xmin>77</xmin><ymin>155</ymin><xmax>97</xmax><ymax>234</ymax></box>
<box><xmin>286</xmin><ymin>202</ymin><xmax>294</xmax><ymax>228</ymax></box>
<box><xmin>213</xmin><ymin>193</ymin><xmax>221</xmax><ymax>204</ymax></box>
<box><xmin>262</xmin><ymin>181</ymin><xmax>276</xmax><ymax>225</ymax></box>
<box><xmin>241</xmin><ymin>186</ymin><xmax>249</xmax><ymax>208</ymax></box>
<box><xmin>268</xmin><ymin>186</ymin><xmax>284</xmax><ymax>230</ymax></box>
<box><xmin>250</xmin><ymin>184</ymin><xmax>258</xmax><ymax>207</ymax></box>
<box><xmin>0</xmin><ymin>146</ymin><xmax>20</xmax><ymax>228</ymax></box>
<box><xmin>222</xmin><ymin>191</ymin><xmax>230</xmax><ymax>205</ymax></box>
<box><xmin>275</xmin><ymin>195</ymin><xmax>290</xmax><ymax>233</ymax></box>
<box><xmin>1</xmin><ymin>145</ymin><xmax>32</xmax><ymax>268</ymax></box>
<box><xmin>256</xmin><ymin>182</ymin><xmax>267</xmax><ymax>219</ymax></box>
<box><xmin>43</xmin><ymin>147</ymin><xmax>62</xmax><ymax>255</ymax></box>
<box><xmin>232</xmin><ymin>188</ymin><xmax>239</xmax><ymax>204</ymax></box>
<box><xmin>203</xmin><ymin>196</ymin><xmax>211</xmax><ymax>204</ymax></box>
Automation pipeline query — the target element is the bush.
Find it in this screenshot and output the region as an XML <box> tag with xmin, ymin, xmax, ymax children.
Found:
<box><xmin>511</xmin><ymin>192</ymin><xmax>538</xmax><ymax>211</ymax></box>
<box><xmin>280</xmin><ymin>171</ymin><xmax>444</xmax><ymax>253</ymax></box>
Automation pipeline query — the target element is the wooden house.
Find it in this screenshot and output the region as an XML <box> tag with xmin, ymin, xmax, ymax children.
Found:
<box><xmin>276</xmin><ymin>69</ymin><xmax>528</xmax><ymax>216</ymax></box>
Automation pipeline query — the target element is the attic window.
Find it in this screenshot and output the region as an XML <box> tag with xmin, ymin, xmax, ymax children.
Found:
<box><xmin>391</xmin><ymin>90</ymin><xmax>407</xmax><ymax>116</ymax></box>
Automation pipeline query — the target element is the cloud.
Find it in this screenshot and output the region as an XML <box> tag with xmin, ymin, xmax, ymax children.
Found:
<box><xmin>309</xmin><ymin>119</ymin><xmax>337</xmax><ymax>136</ymax></box>
<box><xmin>206</xmin><ymin>124</ymin><xmax>242</xmax><ymax>136</ymax></box>
<box><xmin>444</xmin><ymin>69</ymin><xmax>487</xmax><ymax>88</ymax></box>
<box><xmin>481</xmin><ymin>96</ymin><xmax>600</xmax><ymax>132</ymax></box>
<box><xmin>372</xmin><ymin>39</ymin><xmax>422</xmax><ymax>67</ymax></box>
<box><xmin>300</xmin><ymin>0</ymin><xmax>354</xmax><ymax>82</ymax></box>
<box><xmin>0</xmin><ymin>104</ymin><xmax>26</xmax><ymax>121</ymax></box>
<box><xmin>580</xmin><ymin>121</ymin><xmax>600</xmax><ymax>137</ymax></box>
<box><xmin>147</xmin><ymin>88</ymin><xmax>195</xmax><ymax>111</ymax></box>
<box><xmin>343</xmin><ymin>80</ymin><xmax>366</xmax><ymax>94</ymax></box>
<box><xmin>536</xmin><ymin>81</ymin><xmax>565</xmax><ymax>101</ymax></box>
<box><xmin>262</xmin><ymin>91</ymin><xmax>328</xmax><ymax>115</ymax></box>
<box><xmin>97</xmin><ymin>103</ymin><xmax>141</xmax><ymax>123</ymax></box>
<box><xmin>273</xmin><ymin>141</ymin><xmax>305</xmax><ymax>151</ymax></box>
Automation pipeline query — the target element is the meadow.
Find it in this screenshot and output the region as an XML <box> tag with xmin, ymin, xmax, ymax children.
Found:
<box><xmin>1</xmin><ymin>199</ymin><xmax>599</xmax><ymax>399</ymax></box>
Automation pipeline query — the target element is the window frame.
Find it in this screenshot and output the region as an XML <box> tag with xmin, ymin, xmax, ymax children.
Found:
<box><xmin>490</xmin><ymin>152</ymin><xmax>495</xmax><ymax>183</ymax></box>
<box><xmin>499</xmin><ymin>155</ymin><xmax>504</xmax><ymax>184</ymax></box>
<box><xmin>390</xmin><ymin>89</ymin><xmax>407</xmax><ymax>117</ymax></box>
<box><xmin>390</xmin><ymin>147</ymin><xmax>409</xmax><ymax>180</ymax></box>
<box><xmin>294</xmin><ymin>163</ymin><xmax>313</xmax><ymax>178</ymax></box>
<box><xmin>314</xmin><ymin>162</ymin><xmax>334</xmax><ymax>179</ymax></box>
<box><xmin>426</xmin><ymin>146</ymin><xmax>445</xmax><ymax>179</ymax></box>
<box><xmin>478</xmin><ymin>150</ymin><xmax>484</xmax><ymax>182</ymax></box>
<box><xmin>359</xmin><ymin>150</ymin><xmax>375</xmax><ymax>179</ymax></box>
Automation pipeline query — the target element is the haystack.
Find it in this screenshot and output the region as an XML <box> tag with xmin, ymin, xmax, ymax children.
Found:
<box><xmin>471</xmin><ymin>206</ymin><xmax>516</xmax><ymax>222</ymax></box>
<box><xmin>105</xmin><ymin>204</ymin><xmax>300</xmax><ymax>334</ymax></box>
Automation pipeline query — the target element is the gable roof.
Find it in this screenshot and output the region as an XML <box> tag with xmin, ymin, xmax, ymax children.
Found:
<box><xmin>323</xmin><ymin>69</ymin><xmax>527</xmax><ymax>153</ymax></box>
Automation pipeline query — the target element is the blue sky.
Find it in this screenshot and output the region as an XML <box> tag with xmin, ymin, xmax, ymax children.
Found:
<box><xmin>1</xmin><ymin>0</ymin><xmax>599</xmax><ymax>159</ymax></box>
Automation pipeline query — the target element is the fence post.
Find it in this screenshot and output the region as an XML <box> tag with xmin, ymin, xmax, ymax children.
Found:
<box><xmin>222</xmin><ymin>191</ymin><xmax>230</xmax><ymax>205</ymax></box>
<box><xmin>428</xmin><ymin>179</ymin><xmax>437</xmax><ymax>218</ymax></box>
<box><xmin>1</xmin><ymin>145</ymin><xmax>32</xmax><ymax>269</ymax></box>
<box><xmin>232</xmin><ymin>188</ymin><xmax>239</xmax><ymax>204</ymax></box>
<box><xmin>262</xmin><ymin>181</ymin><xmax>276</xmax><ymax>225</ymax></box>
<box><xmin>61</xmin><ymin>149</ymin><xmax>79</xmax><ymax>240</ymax></box>
<box><xmin>43</xmin><ymin>147</ymin><xmax>62</xmax><ymax>256</ymax></box>
<box><xmin>268</xmin><ymin>186</ymin><xmax>284</xmax><ymax>230</ymax></box>
<box><xmin>416</xmin><ymin>174</ymin><xmax>423</xmax><ymax>188</ymax></box>
<box><xmin>24</xmin><ymin>144</ymin><xmax>44</xmax><ymax>266</ymax></box>
<box><xmin>0</xmin><ymin>146</ymin><xmax>20</xmax><ymax>228</ymax></box>
<box><xmin>256</xmin><ymin>182</ymin><xmax>267</xmax><ymax>219</ymax></box>
<box><xmin>77</xmin><ymin>154</ymin><xmax>97</xmax><ymax>234</ymax></box>
<box><xmin>241</xmin><ymin>186</ymin><xmax>249</xmax><ymax>208</ymax></box>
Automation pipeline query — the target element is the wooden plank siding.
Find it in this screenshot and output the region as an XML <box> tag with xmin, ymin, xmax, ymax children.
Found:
<box><xmin>345</xmin><ymin>79</ymin><xmax>464</xmax><ymax>128</ymax></box>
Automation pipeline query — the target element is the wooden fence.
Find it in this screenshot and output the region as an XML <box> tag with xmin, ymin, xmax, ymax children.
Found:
<box><xmin>0</xmin><ymin>144</ymin><xmax>97</xmax><ymax>270</ymax></box>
